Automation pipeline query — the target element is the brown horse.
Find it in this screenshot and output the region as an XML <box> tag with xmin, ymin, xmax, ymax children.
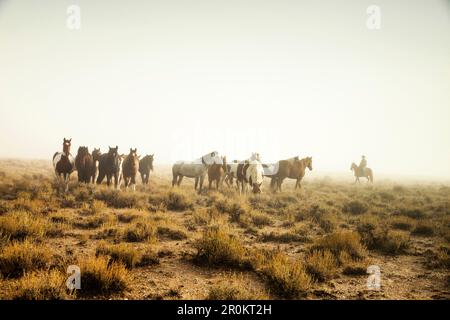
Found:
<box><xmin>139</xmin><ymin>154</ymin><xmax>154</xmax><ymax>186</ymax></box>
<box><xmin>208</xmin><ymin>156</ymin><xmax>228</xmax><ymax>190</ymax></box>
<box><xmin>75</xmin><ymin>146</ymin><xmax>94</xmax><ymax>184</ymax></box>
<box><xmin>350</xmin><ymin>163</ymin><xmax>373</xmax><ymax>183</ymax></box>
<box><xmin>53</xmin><ymin>138</ymin><xmax>75</xmax><ymax>192</ymax></box>
<box><xmin>122</xmin><ymin>148</ymin><xmax>140</xmax><ymax>191</ymax></box>
<box><xmin>267</xmin><ymin>156</ymin><xmax>313</xmax><ymax>192</ymax></box>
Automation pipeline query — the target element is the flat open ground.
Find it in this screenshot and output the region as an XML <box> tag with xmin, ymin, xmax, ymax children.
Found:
<box><xmin>0</xmin><ymin>159</ymin><xmax>448</xmax><ymax>300</ymax></box>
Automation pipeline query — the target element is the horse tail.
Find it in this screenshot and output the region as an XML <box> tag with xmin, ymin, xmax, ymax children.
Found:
<box><xmin>369</xmin><ymin>170</ymin><xmax>374</xmax><ymax>183</ymax></box>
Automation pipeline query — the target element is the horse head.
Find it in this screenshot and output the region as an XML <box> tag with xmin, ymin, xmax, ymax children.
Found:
<box><xmin>202</xmin><ymin>151</ymin><xmax>221</xmax><ymax>166</ymax></box>
<box><xmin>77</xmin><ymin>146</ymin><xmax>89</xmax><ymax>156</ymax></box>
<box><xmin>248</xmin><ymin>160</ymin><xmax>264</xmax><ymax>193</ymax></box>
<box><xmin>108</xmin><ymin>146</ymin><xmax>119</xmax><ymax>156</ymax></box>
<box><xmin>306</xmin><ymin>157</ymin><xmax>313</xmax><ymax>171</ymax></box>
<box><xmin>128</xmin><ymin>148</ymin><xmax>140</xmax><ymax>162</ymax></box>
<box><xmin>92</xmin><ymin>148</ymin><xmax>102</xmax><ymax>161</ymax></box>
<box><xmin>145</xmin><ymin>154</ymin><xmax>154</xmax><ymax>171</ymax></box>
<box><xmin>350</xmin><ymin>162</ymin><xmax>358</xmax><ymax>171</ymax></box>
<box><xmin>63</xmin><ymin>138</ymin><xmax>72</xmax><ymax>154</ymax></box>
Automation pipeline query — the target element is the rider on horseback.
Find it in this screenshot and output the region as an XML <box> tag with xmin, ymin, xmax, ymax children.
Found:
<box><xmin>359</xmin><ymin>155</ymin><xmax>367</xmax><ymax>176</ymax></box>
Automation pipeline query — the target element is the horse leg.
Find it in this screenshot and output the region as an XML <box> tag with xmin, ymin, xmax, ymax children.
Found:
<box><xmin>198</xmin><ymin>176</ymin><xmax>204</xmax><ymax>193</ymax></box>
<box><xmin>277</xmin><ymin>178</ymin><xmax>284</xmax><ymax>192</ymax></box>
<box><xmin>96</xmin><ymin>171</ymin><xmax>105</xmax><ymax>185</ymax></box>
<box><xmin>64</xmin><ymin>173</ymin><xmax>70</xmax><ymax>193</ymax></box>
<box><xmin>131</xmin><ymin>176</ymin><xmax>136</xmax><ymax>192</ymax></box>
<box><xmin>194</xmin><ymin>177</ymin><xmax>199</xmax><ymax>190</ymax></box>
<box><xmin>172</xmin><ymin>174</ymin><xmax>178</xmax><ymax>187</ymax></box>
<box><xmin>177</xmin><ymin>176</ymin><xmax>183</xmax><ymax>186</ymax></box>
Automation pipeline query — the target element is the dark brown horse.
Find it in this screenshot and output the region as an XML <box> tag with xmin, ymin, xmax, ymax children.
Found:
<box><xmin>208</xmin><ymin>156</ymin><xmax>227</xmax><ymax>190</ymax></box>
<box><xmin>91</xmin><ymin>148</ymin><xmax>102</xmax><ymax>183</ymax></box>
<box><xmin>97</xmin><ymin>146</ymin><xmax>122</xmax><ymax>189</ymax></box>
<box><xmin>75</xmin><ymin>146</ymin><xmax>94</xmax><ymax>183</ymax></box>
<box><xmin>266</xmin><ymin>156</ymin><xmax>313</xmax><ymax>192</ymax></box>
<box><xmin>53</xmin><ymin>138</ymin><xmax>75</xmax><ymax>192</ymax></box>
<box><xmin>122</xmin><ymin>148</ymin><xmax>140</xmax><ymax>191</ymax></box>
<box><xmin>139</xmin><ymin>154</ymin><xmax>154</xmax><ymax>186</ymax></box>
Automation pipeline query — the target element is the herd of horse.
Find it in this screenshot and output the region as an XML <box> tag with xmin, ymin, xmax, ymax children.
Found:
<box><xmin>53</xmin><ymin>139</ymin><xmax>154</xmax><ymax>193</ymax></box>
<box><xmin>53</xmin><ymin>138</ymin><xmax>372</xmax><ymax>194</ymax></box>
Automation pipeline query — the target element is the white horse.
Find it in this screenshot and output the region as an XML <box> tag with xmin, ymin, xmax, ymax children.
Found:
<box><xmin>244</xmin><ymin>159</ymin><xmax>265</xmax><ymax>194</ymax></box>
<box><xmin>172</xmin><ymin>151</ymin><xmax>223</xmax><ymax>193</ymax></box>
<box><xmin>226</xmin><ymin>153</ymin><xmax>264</xmax><ymax>193</ymax></box>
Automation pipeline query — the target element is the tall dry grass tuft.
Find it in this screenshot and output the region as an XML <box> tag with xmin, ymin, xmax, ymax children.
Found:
<box><xmin>194</xmin><ymin>227</ymin><xmax>249</xmax><ymax>269</ymax></box>
<box><xmin>310</xmin><ymin>231</ymin><xmax>366</xmax><ymax>262</ymax></box>
<box><xmin>0</xmin><ymin>240</ymin><xmax>53</xmax><ymax>278</ymax></box>
<box><xmin>77</xmin><ymin>256</ymin><xmax>130</xmax><ymax>296</ymax></box>
<box><xmin>3</xmin><ymin>270</ymin><xmax>70</xmax><ymax>300</ymax></box>
<box><xmin>254</xmin><ymin>251</ymin><xmax>312</xmax><ymax>299</ymax></box>
<box><xmin>96</xmin><ymin>242</ymin><xmax>159</xmax><ymax>269</ymax></box>
<box><xmin>0</xmin><ymin>211</ymin><xmax>62</xmax><ymax>240</ymax></box>
<box><xmin>207</xmin><ymin>274</ymin><xmax>269</xmax><ymax>300</ymax></box>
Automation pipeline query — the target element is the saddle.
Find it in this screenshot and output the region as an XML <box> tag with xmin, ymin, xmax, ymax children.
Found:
<box><xmin>358</xmin><ymin>167</ymin><xmax>367</xmax><ymax>176</ymax></box>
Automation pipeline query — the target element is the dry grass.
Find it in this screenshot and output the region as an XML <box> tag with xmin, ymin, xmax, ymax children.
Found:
<box><xmin>194</xmin><ymin>227</ymin><xmax>249</xmax><ymax>269</ymax></box>
<box><xmin>0</xmin><ymin>161</ymin><xmax>448</xmax><ymax>300</ymax></box>
<box><xmin>122</xmin><ymin>217</ymin><xmax>157</xmax><ymax>243</ymax></box>
<box><xmin>305</xmin><ymin>250</ymin><xmax>338</xmax><ymax>282</ymax></box>
<box><xmin>254</xmin><ymin>251</ymin><xmax>312</xmax><ymax>299</ymax></box>
<box><xmin>164</xmin><ymin>190</ymin><xmax>193</xmax><ymax>211</ymax></box>
<box><xmin>77</xmin><ymin>256</ymin><xmax>130</xmax><ymax>296</ymax></box>
<box><xmin>0</xmin><ymin>240</ymin><xmax>53</xmax><ymax>278</ymax></box>
<box><xmin>357</xmin><ymin>217</ymin><xmax>410</xmax><ymax>255</ymax></box>
<box><xmin>0</xmin><ymin>211</ymin><xmax>49</xmax><ymax>240</ymax></box>
<box><xmin>2</xmin><ymin>270</ymin><xmax>71</xmax><ymax>300</ymax></box>
<box><xmin>96</xmin><ymin>242</ymin><xmax>159</xmax><ymax>269</ymax></box>
<box><xmin>310</xmin><ymin>231</ymin><xmax>366</xmax><ymax>262</ymax></box>
<box><xmin>207</xmin><ymin>274</ymin><xmax>269</xmax><ymax>300</ymax></box>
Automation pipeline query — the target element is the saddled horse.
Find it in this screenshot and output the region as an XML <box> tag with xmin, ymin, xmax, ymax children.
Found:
<box><xmin>53</xmin><ymin>138</ymin><xmax>75</xmax><ymax>193</ymax></box>
<box><xmin>139</xmin><ymin>154</ymin><xmax>154</xmax><ymax>186</ymax></box>
<box><xmin>91</xmin><ymin>148</ymin><xmax>102</xmax><ymax>184</ymax></box>
<box><xmin>265</xmin><ymin>156</ymin><xmax>313</xmax><ymax>192</ymax></box>
<box><xmin>96</xmin><ymin>146</ymin><xmax>123</xmax><ymax>189</ymax></box>
<box><xmin>208</xmin><ymin>156</ymin><xmax>228</xmax><ymax>190</ymax></box>
<box><xmin>172</xmin><ymin>151</ymin><xmax>222</xmax><ymax>193</ymax></box>
<box><xmin>75</xmin><ymin>146</ymin><xmax>94</xmax><ymax>183</ymax></box>
<box><xmin>122</xmin><ymin>148</ymin><xmax>140</xmax><ymax>191</ymax></box>
<box><xmin>350</xmin><ymin>163</ymin><xmax>373</xmax><ymax>183</ymax></box>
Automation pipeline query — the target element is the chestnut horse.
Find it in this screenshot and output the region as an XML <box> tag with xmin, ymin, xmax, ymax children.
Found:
<box><xmin>350</xmin><ymin>162</ymin><xmax>373</xmax><ymax>183</ymax></box>
<box><xmin>208</xmin><ymin>156</ymin><xmax>227</xmax><ymax>190</ymax></box>
<box><xmin>122</xmin><ymin>148</ymin><xmax>140</xmax><ymax>191</ymax></box>
<box><xmin>53</xmin><ymin>138</ymin><xmax>75</xmax><ymax>193</ymax></box>
<box><xmin>75</xmin><ymin>146</ymin><xmax>94</xmax><ymax>183</ymax></box>
<box><xmin>266</xmin><ymin>156</ymin><xmax>313</xmax><ymax>192</ymax></box>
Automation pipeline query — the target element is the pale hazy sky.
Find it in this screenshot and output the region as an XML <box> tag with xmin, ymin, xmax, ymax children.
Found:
<box><xmin>0</xmin><ymin>0</ymin><xmax>449</xmax><ymax>178</ymax></box>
